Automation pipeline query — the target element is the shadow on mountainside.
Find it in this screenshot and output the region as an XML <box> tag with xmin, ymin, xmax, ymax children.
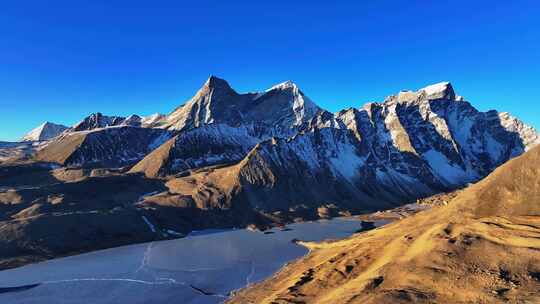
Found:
<box><xmin>0</xmin><ymin>172</ymin><xmax>169</xmax><ymax>270</ymax></box>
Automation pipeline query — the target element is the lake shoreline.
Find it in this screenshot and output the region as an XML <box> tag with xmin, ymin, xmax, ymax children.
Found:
<box><xmin>0</xmin><ymin>198</ymin><xmax>436</xmax><ymax>273</ymax></box>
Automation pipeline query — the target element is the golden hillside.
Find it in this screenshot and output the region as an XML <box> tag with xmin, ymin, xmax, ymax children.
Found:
<box><xmin>228</xmin><ymin>146</ymin><xmax>540</xmax><ymax>304</ymax></box>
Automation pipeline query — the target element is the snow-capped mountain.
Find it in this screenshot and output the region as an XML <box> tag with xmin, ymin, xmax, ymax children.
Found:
<box><xmin>21</xmin><ymin>122</ymin><xmax>68</xmax><ymax>141</ymax></box>
<box><xmin>129</xmin><ymin>76</ymin><xmax>323</xmax><ymax>176</ymax></box>
<box><xmin>163</xmin><ymin>76</ymin><xmax>320</xmax><ymax>136</ymax></box>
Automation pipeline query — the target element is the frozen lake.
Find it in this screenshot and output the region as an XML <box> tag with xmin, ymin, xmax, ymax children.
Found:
<box><xmin>0</xmin><ymin>218</ymin><xmax>383</xmax><ymax>304</ymax></box>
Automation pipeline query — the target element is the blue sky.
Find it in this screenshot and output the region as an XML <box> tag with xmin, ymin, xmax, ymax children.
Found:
<box><xmin>1</xmin><ymin>0</ymin><xmax>539</xmax><ymax>141</ymax></box>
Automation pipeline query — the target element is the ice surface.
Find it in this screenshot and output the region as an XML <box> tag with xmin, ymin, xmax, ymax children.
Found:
<box><xmin>0</xmin><ymin>218</ymin><xmax>384</xmax><ymax>304</ymax></box>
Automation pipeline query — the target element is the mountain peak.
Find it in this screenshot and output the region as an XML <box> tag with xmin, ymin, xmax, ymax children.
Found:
<box><xmin>191</xmin><ymin>75</ymin><xmax>237</xmax><ymax>100</ymax></box>
<box><xmin>39</xmin><ymin>121</ymin><xmax>56</xmax><ymax>129</ymax></box>
<box><xmin>204</xmin><ymin>75</ymin><xmax>233</xmax><ymax>90</ymax></box>
<box><xmin>267</xmin><ymin>80</ymin><xmax>299</xmax><ymax>92</ymax></box>
<box><xmin>71</xmin><ymin>112</ymin><xmax>125</xmax><ymax>132</ymax></box>
<box><xmin>21</xmin><ymin>121</ymin><xmax>68</xmax><ymax>141</ymax></box>
<box><xmin>122</xmin><ymin>114</ymin><xmax>143</xmax><ymax>126</ymax></box>
<box><xmin>419</xmin><ymin>81</ymin><xmax>456</xmax><ymax>100</ymax></box>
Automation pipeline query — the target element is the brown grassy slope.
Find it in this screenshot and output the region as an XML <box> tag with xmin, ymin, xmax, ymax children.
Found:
<box><xmin>129</xmin><ymin>135</ymin><xmax>177</xmax><ymax>177</ymax></box>
<box><xmin>0</xmin><ymin>174</ymin><xmax>168</xmax><ymax>270</ymax></box>
<box><xmin>228</xmin><ymin>146</ymin><xmax>540</xmax><ymax>304</ymax></box>
<box><xmin>34</xmin><ymin>132</ymin><xmax>86</xmax><ymax>165</ymax></box>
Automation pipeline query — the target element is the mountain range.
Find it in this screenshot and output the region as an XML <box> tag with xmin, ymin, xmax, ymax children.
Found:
<box><xmin>0</xmin><ymin>76</ymin><xmax>538</xmax><ymax>269</ymax></box>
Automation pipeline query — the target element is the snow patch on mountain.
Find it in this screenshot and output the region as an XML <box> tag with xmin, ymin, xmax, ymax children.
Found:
<box><xmin>420</xmin><ymin>81</ymin><xmax>455</xmax><ymax>100</ymax></box>
<box><xmin>422</xmin><ymin>149</ymin><xmax>468</xmax><ymax>186</ymax></box>
<box><xmin>142</xmin><ymin>113</ymin><xmax>166</xmax><ymax>127</ymax></box>
<box><xmin>328</xmin><ymin>143</ymin><xmax>363</xmax><ymax>180</ymax></box>
<box><xmin>21</xmin><ymin>122</ymin><xmax>68</xmax><ymax>141</ymax></box>
<box><xmin>266</xmin><ymin>80</ymin><xmax>297</xmax><ymax>92</ymax></box>
<box><xmin>148</xmin><ymin>132</ymin><xmax>173</xmax><ymax>150</ymax></box>
<box><xmin>122</xmin><ymin>115</ymin><xmax>143</xmax><ymax>126</ymax></box>
<box><xmin>421</xmin><ymin>82</ymin><xmax>450</xmax><ymax>96</ymax></box>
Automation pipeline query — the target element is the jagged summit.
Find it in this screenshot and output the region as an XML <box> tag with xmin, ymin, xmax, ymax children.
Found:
<box><xmin>266</xmin><ymin>80</ymin><xmax>298</xmax><ymax>92</ymax></box>
<box><xmin>192</xmin><ymin>75</ymin><xmax>238</xmax><ymax>99</ymax></box>
<box><xmin>141</xmin><ymin>113</ymin><xmax>166</xmax><ymax>127</ymax></box>
<box><xmin>204</xmin><ymin>75</ymin><xmax>233</xmax><ymax>89</ymax></box>
<box><xmin>121</xmin><ymin>115</ymin><xmax>143</xmax><ymax>126</ymax></box>
<box><xmin>163</xmin><ymin>77</ymin><xmax>321</xmax><ymax>131</ymax></box>
<box><xmin>21</xmin><ymin>122</ymin><xmax>68</xmax><ymax>141</ymax></box>
<box><xmin>420</xmin><ymin>81</ymin><xmax>455</xmax><ymax>100</ymax></box>
<box><xmin>381</xmin><ymin>81</ymin><xmax>458</xmax><ymax>105</ymax></box>
<box><xmin>62</xmin><ymin>113</ymin><xmax>168</xmax><ymax>133</ymax></box>
<box><xmin>498</xmin><ymin>111</ymin><xmax>540</xmax><ymax>149</ymax></box>
<box><xmin>164</xmin><ymin>76</ymin><xmax>245</xmax><ymax>130</ymax></box>
<box><xmin>207</xmin><ymin>75</ymin><xmax>238</xmax><ymax>94</ymax></box>
<box><xmin>68</xmin><ymin>112</ymin><xmax>126</xmax><ymax>132</ymax></box>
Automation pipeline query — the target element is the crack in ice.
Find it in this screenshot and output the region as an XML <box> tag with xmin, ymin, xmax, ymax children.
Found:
<box><xmin>41</xmin><ymin>277</ymin><xmax>228</xmax><ymax>299</ymax></box>
<box><xmin>42</xmin><ymin>278</ymin><xmax>179</xmax><ymax>286</ymax></box>
<box><xmin>245</xmin><ymin>260</ymin><xmax>255</xmax><ymax>286</ymax></box>
<box><xmin>135</xmin><ymin>241</ymin><xmax>154</xmax><ymax>274</ymax></box>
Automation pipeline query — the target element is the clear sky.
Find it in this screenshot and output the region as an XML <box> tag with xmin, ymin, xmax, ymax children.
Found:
<box><xmin>1</xmin><ymin>0</ymin><xmax>539</xmax><ymax>141</ymax></box>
